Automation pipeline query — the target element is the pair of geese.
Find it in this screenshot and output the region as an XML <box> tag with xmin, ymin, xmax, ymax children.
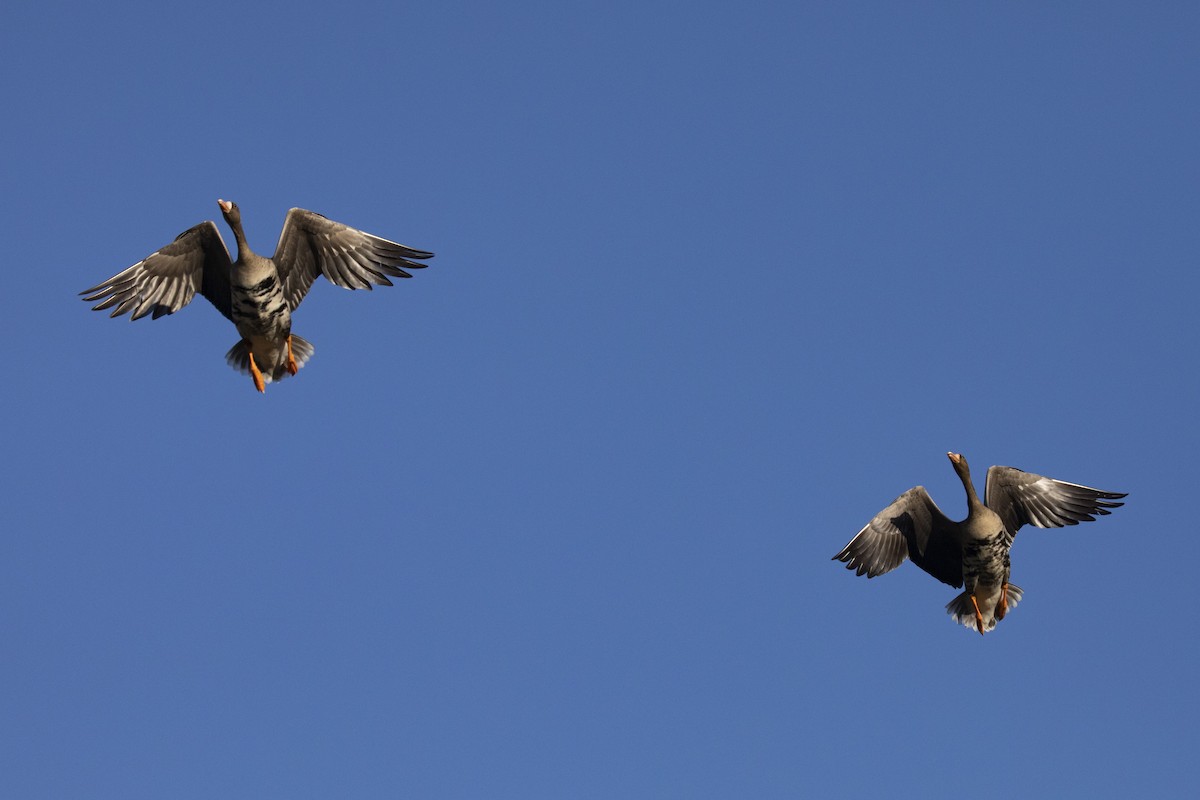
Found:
<box><xmin>81</xmin><ymin>200</ymin><xmax>1127</xmax><ymax>635</ymax></box>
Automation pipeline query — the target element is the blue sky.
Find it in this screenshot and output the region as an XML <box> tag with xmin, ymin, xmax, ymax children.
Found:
<box><xmin>2</xmin><ymin>1</ymin><xmax>1196</xmax><ymax>797</ymax></box>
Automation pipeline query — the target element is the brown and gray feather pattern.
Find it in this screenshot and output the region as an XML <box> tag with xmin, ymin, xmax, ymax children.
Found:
<box><xmin>984</xmin><ymin>466</ymin><xmax>1126</xmax><ymax>543</ymax></box>
<box><xmin>81</xmin><ymin>202</ymin><xmax>434</xmax><ymax>391</ymax></box>
<box><xmin>81</xmin><ymin>208</ymin><xmax>433</xmax><ymax>323</ymax></box>
<box><xmin>271</xmin><ymin>208</ymin><xmax>434</xmax><ymax>311</ymax></box>
<box><xmin>833</xmin><ymin>461</ymin><xmax>1126</xmax><ymax>593</ymax></box>
<box><xmin>832</xmin><ymin>487</ymin><xmax>965</xmax><ymax>588</ymax></box>
<box><xmin>80</xmin><ymin>221</ymin><xmax>233</xmax><ymax>321</ymax></box>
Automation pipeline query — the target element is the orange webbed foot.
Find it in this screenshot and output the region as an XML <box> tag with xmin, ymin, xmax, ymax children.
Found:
<box><xmin>970</xmin><ymin>594</ymin><xmax>985</xmax><ymax>636</ymax></box>
<box><xmin>996</xmin><ymin>583</ymin><xmax>1010</xmax><ymax>621</ymax></box>
<box><xmin>285</xmin><ymin>335</ymin><xmax>299</xmax><ymax>376</ymax></box>
<box><xmin>248</xmin><ymin>351</ymin><xmax>266</xmax><ymax>393</ymax></box>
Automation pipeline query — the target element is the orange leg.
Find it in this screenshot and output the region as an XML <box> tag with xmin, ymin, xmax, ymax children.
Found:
<box><xmin>248</xmin><ymin>351</ymin><xmax>266</xmax><ymax>393</ymax></box>
<box><xmin>996</xmin><ymin>583</ymin><xmax>1009</xmax><ymax>621</ymax></box>
<box><xmin>286</xmin><ymin>335</ymin><xmax>299</xmax><ymax>376</ymax></box>
<box><xmin>970</xmin><ymin>594</ymin><xmax>985</xmax><ymax>635</ymax></box>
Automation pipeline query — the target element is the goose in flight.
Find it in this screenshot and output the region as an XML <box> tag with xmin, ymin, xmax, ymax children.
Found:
<box><xmin>833</xmin><ymin>453</ymin><xmax>1126</xmax><ymax>634</ymax></box>
<box><xmin>81</xmin><ymin>200</ymin><xmax>433</xmax><ymax>392</ymax></box>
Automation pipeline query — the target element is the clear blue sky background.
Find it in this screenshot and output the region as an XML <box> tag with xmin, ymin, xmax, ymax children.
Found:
<box><xmin>1</xmin><ymin>2</ymin><xmax>1195</xmax><ymax>797</ymax></box>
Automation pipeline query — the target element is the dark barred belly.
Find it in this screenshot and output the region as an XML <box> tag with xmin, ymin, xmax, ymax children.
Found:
<box><xmin>962</xmin><ymin>534</ymin><xmax>1009</xmax><ymax>586</ymax></box>
<box><xmin>232</xmin><ymin>273</ymin><xmax>290</xmax><ymax>339</ymax></box>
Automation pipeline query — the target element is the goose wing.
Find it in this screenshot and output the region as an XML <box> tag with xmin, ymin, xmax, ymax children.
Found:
<box><xmin>984</xmin><ymin>466</ymin><xmax>1126</xmax><ymax>539</ymax></box>
<box><xmin>81</xmin><ymin>221</ymin><xmax>233</xmax><ymax>321</ymax></box>
<box><xmin>833</xmin><ymin>486</ymin><xmax>964</xmax><ymax>588</ymax></box>
<box><xmin>271</xmin><ymin>208</ymin><xmax>434</xmax><ymax>311</ymax></box>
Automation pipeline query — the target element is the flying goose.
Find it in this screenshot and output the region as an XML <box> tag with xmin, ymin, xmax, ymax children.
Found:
<box><xmin>833</xmin><ymin>453</ymin><xmax>1126</xmax><ymax>634</ymax></box>
<box><xmin>81</xmin><ymin>200</ymin><xmax>433</xmax><ymax>392</ymax></box>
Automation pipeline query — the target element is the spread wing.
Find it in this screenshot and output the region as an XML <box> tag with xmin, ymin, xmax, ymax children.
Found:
<box><xmin>271</xmin><ymin>208</ymin><xmax>434</xmax><ymax>311</ymax></box>
<box><xmin>833</xmin><ymin>486</ymin><xmax>964</xmax><ymax>588</ymax></box>
<box><xmin>984</xmin><ymin>465</ymin><xmax>1126</xmax><ymax>539</ymax></box>
<box><xmin>81</xmin><ymin>221</ymin><xmax>233</xmax><ymax>321</ymax></box>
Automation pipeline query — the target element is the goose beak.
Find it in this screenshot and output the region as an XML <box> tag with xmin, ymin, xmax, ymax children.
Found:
<box><xmin>947</xmin><ymin>452</ymin><xmax>961</xmax><ymax>464</ymax></box>
<box><xmin>217</xmin><ymin>199</ymin><xmax>232</xmax><ymax>213</ymax></box>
